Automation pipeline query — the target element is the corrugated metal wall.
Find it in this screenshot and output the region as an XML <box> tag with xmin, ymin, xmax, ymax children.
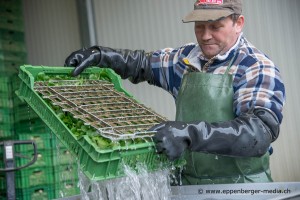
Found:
<box><xmin>243</xmin><ymin>0</ymin><xmax>300</xmax><ymax>182</ymax></box>
<box><xmin>22</xmin><ymin>0</ymin><xmax>81</xmax><ymax>66</ymax></box>
<box><xmin>23</xmin><ymin>0</ymin><xmax>300</xmax><ymax>182</ymax></box>
<box><xmin>92</xmin><ymin>0</ymin><xmax>195</xmax><ymax>121</ymax></box>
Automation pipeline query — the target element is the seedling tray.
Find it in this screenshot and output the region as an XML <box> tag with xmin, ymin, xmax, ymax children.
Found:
<box><xmin>17</xmin><ymin>65</ymin><xmax>178</xmax><ymax>181</ymax></box>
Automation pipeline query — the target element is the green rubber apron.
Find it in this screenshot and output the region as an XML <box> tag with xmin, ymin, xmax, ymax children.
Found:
<box><xmin>175</xmin><ymin>55</ymin><xmax>273</xmax><ymax>185</ymax></box>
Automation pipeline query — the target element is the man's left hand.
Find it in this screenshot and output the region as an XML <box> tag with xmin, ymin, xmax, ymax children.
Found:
<box><xmin>150</xmin><ymin>121</ymin><xmax>190</xmax><ymax>161</ymax></box>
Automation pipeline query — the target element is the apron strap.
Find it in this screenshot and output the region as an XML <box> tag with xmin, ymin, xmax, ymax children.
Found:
<box><xmin>225</xmin><ymin>50</ymin><xmax>239</xmax><ymax>74</ymax></box>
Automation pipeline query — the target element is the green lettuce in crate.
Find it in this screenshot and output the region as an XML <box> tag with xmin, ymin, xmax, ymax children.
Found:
<box><xmin>36</xmin><ymin>72</ymin><xmax>145</xmax><ymax>149</ymax></box>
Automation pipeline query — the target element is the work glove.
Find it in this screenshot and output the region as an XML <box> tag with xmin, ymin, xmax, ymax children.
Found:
<box><xmin>64</xmin><ymin>46</ymin><xmax>101</xmax><ymax>76</ymax></box>
<box><xmin>151</xmin><ymin>108</ymin><xmax>280</xmax><ymax>161</ymax></box>
<box><xmin>64</xmin><ymin>46</ymin><xmax>154</xmax><ymax>84</ymax></box>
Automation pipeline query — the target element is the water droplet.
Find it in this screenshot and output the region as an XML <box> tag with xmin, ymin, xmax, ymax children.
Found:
<box><xmin>77</xmin><ymin>162</ymin><xmax>172</xmax><ymax>199</ymax></box>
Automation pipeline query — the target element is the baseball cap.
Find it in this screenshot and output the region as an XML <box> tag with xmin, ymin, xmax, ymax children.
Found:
<box><xmin>183</xmin><ymin>0</ymin><xmax>242</xmax><ymax>23</ymax></box>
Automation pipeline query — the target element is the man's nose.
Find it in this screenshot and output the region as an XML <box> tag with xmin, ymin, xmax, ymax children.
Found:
<box><xmin>201</xmin><ymin>28</ymin><xmax>212</xmax><ymax>41</ymax></box>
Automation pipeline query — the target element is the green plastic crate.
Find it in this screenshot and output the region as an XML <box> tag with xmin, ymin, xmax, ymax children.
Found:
<box><xmin>0</xmin><ymin>29</ymin><xmax>24</xmax><ymax>41</ymax></box>
<box><xmin>0</xmin><ymin>90</ymin><xmax>26</xmax><ymax>109</ymax></box>
<box><xmin>14</xmin><ymin>118</ymin><xmax>49</xmax><ymax>134</ymax></box>
<box><xmin>54</xmin><ymin>180</ymin><xmax>80</xmax><ymax>199</ymax></box>
<box><xmin>0</xmin><ymin>50</ymin><xmax>27</xmax><ymax>62</ymax></box>
<box><xmin>0</xmin><ymin>190</ymin><xmax>5</xmax><ymax>200</ymax></box>
<box><xmin>0</xmin><ymin>123</ymin><xmax>14</xmax><ymax>139</ymax></box>
<box><xmin>52</xmin><ymin>148</ymin><xmax>76</xmax><ymax>166</ymax></box>
<box><xmin>0</xmin><ymin>108</ymin><xmax>14</xmax><ymax>124</ymax></box>
<box><xmin>0</xmin><ymin>73</ymin><xmax>21</xmax><ymax>87</ymax></box>
<box><xmin>0</xmin><ymin>29</ymin><xmax>26</xmax><ymax>52</ymax></box>
<box><xmin>15</xmin><ymin>132</ymin><xmax>54</xmax><ymax>151</ymax></box>
<box><xmin>16</xmin><ymin>166</ymin><xmax>54</xmax><ymax>188</ymax></box>
<box><xmin>17</xmin><ymin>149</ymin><xmax>53</xmax><ymax>169</ymax></box>
<box><xmin>0</xmin><ymin>39</ymin><xmax>26</xmax><ymax>53</ymax></box>
<box><xmin>54</xmin><ymin>164</ymin><xmax>79</xmax><ymax>183</ymax></box>
<box><xmin>0</xmin><ymin>4</ymin><xmax>23</xmax><ymax>21</ymax></box>
<box><xmin>0</xmin><ymin>77</ymin><xmax>13</xmax><ymax>93</ymax></box>
<box><xmin>0</xmin><ymin>0</ymin><xmax>22</xmax><ymax>10</ymax></box>
<box><xmin>0</xmin><ymin>96</ymin><xmax>14</xmax><ymax>108</ymax></box>
<box><xmin>13</xmin><ymin>104</ymin><xmax>40</xmax><ymax>123</ymax></box>
<box><xmin>16</xmin><ymin>65</ymin><xmax>180</xmax><ymax>181</ymax></box>
<box><xmin>0</xmin><ymin>17</ymin><xmax>24</xmax><ymax>32</ymax></box>
<box><xmin>15</xmin><ymin>184</ymin><xmax>55</xmax><ymax>200</ymax></box>
<box><xmin>12</xmin><ymin>94</ymin><xmax>27</xmax><ymax>107</ymax></box>
<box><xmin>79</xmin><ymin>135</ymin><xmax>170</xmax><ymax>180</ymax></box>
<box><xmin>0</xmin><ymin>59</ymin><xmax>24</xmax><ymax>75</ymax></box>
<box><xmin>0</xmin><ymin>175</ymin><xmax>5</xmax><ymax>191</ymax></box>
<box><xmin>17</xmin><ymin>79</ymin><xmax>85</xmax><ymax>157</ymax></box>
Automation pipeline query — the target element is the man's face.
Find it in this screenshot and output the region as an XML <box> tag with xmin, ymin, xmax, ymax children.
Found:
<box><xmin>194</xmin><ymin>15</ymin><xmax>244</xmax><ymax>59</ymax></box>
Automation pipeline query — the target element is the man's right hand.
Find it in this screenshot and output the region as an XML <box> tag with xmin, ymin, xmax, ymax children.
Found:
<box><xmin>65</xmin><ymin>46</ymin><xmax>153</xmax><ymax>84</ymax></box>
<box><xmin>64</xmin><ymin>46</ymin><xmax>101</xmax><ymax>76</ymax></box>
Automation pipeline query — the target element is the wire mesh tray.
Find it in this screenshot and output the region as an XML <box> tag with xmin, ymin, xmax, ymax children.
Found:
<box><xmin>16</xmin><ymin>65</ymin><xmax>181</xmax><ymax>181</ymax></box>
<box><xmin>34</xmin><ymin>79</ymin><xmax>166</xmax><ymax>141</ymax></box>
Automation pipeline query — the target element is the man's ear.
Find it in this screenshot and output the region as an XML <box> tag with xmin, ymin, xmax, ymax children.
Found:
<box><xmin>235</xmin><ymin>15</ymin><xmax>245</xmax><ymax>34</ymax></box>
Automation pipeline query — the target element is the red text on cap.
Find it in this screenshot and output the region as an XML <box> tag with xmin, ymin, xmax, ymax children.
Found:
<box><xmin>196</xmin><ymin>0</ymin><xmax>223</xmax><ymax>5</ymax></box>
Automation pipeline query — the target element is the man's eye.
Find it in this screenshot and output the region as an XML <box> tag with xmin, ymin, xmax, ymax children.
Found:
<box><xmin>195</xmin><ymin>26</ymin><xmax>204</xmax><ymax>30</ymax></box>
<box><xmin>211</xmin><ymin>26</ymin><xmax>220</xmax><ymax>30</ymax></box>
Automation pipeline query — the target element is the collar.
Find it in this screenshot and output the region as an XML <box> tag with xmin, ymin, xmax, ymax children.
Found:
<box><xmin>185</xmin><ymin>33</ymin><xmax>243</xmax><ymax>71</ymax></box>
<box><xmin>184</xmin><ymin>33</ymin><xmax>243</xmax><ymax>72</ymax></box>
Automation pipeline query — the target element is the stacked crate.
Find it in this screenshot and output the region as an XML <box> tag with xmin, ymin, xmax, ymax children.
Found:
<box><xmin>0</xmin><ymin>0</ymin><xmax>25</xmax><ymax>142</ymax></box>
<box><xmin>52</xmin><ymin>138</ymin><xmax>80</xmax><ymax>198</ymax></box>
<box><xmin>0</xmin><ymin>0</ymin><xmax>26</xmax><ymax>197</ymax></box>
<box><xmin>0</xmin><ymin>0</ymin><xmax>80</xmax><ymax>199</ymax></box>
<box><xmin>13</xmin><ymin>130</ymin><xmax>80</xmax><ymax>199</ymax></box>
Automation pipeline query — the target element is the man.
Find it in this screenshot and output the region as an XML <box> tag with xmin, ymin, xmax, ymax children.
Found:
<box><xmin>65</xmin><ymin>0</ymin><xmax>285</xmax><ymax>185</ymax></box>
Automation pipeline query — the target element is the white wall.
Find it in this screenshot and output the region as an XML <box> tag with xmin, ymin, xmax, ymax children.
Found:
<box><xmin>93</xmin><ymin>0</ymin><xmax>195</xmax><ymax>120</ymax></box>
<box><xmin>22</xmin><ymin>0</ymin><xmax>81</xmax><ymax>66</ymax></box>
<box><xmin>242</xmin><ymin>0</ymin><xmax>300</xmax><ymax>182</ymax></box>
<box><xmin>23</xmin><ymin>0</ymin><xmax>300</xmax><ymax>182</ymax></box>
